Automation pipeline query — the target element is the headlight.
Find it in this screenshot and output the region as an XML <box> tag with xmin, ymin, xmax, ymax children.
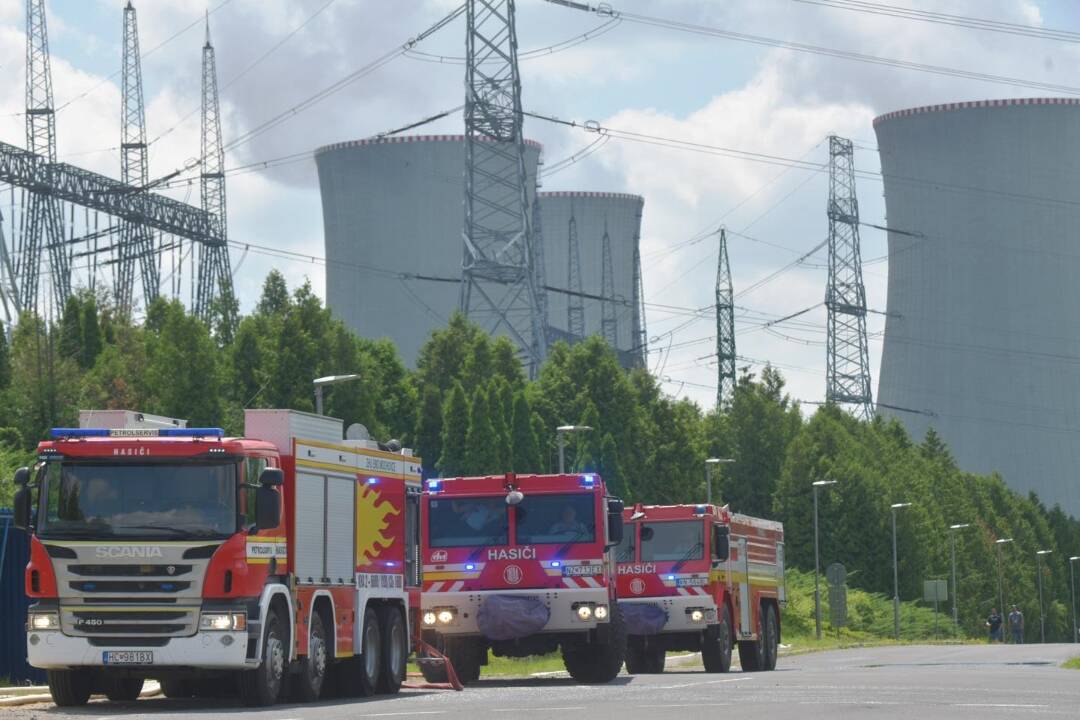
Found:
<box><xmin>28</xmin><ymin>612</ymin><xmax>59</xmax><ymax>631</ymax></box>
<box><xmin>689</xmin><ymin>609</ymin><xmax>705</xmax><ymax>623</ymax></box>
<box><xmin>436</xmin><ymin>609</ymin><xmax>456</xmax><ymax>625</ymax></box>
<box><xmin>423</xmin><ymin>611</ymin><xmax>438</xmax><ymax>626</ymax></box>
<box><xmin>593</xmin><ymin>604</ymin><xmax>608</xmax><ymax>620</ymax></box>
<box><xmin>200</xmin><ymin>612</ymin><xmax>246</xmax><ymax>631</ymax></box>
<box><xmin>576</xmin><ymin>604</ymin><xmax>593</xmax><ymax>620</ymax></box>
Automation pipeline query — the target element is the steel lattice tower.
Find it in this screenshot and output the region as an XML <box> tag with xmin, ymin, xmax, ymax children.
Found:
<box><xmin>117</xmin><ymin>1</ymin><xmax>159</xmax><ymax>315</ymax></box>
<box><xmin>715</xmin><ymin>227</ymin><xmax>736</xmax><ymax>408</ymax></box>
<box><xmin>195</xmin><ymin>17</ymin><xmax>234</xmax><ymax>323</ymax></box>
<box><xmin>21</xmin><ymin>0</ymin><xmax>70</xmax><ymax>313</ymax></box>
<box><xmin>825</xmin><ymin>135</ymin><xmax>873</xmax><ymax>420</ymax></box>
<box><xmin>531</xmin><ymin>193</ymin><xmax>549</xmax><ymax>338</ymax></box>
<box><xmin>566</xmin><ymin>205</ymin><xmax>584</xmax><ymax>340</ymax></box>
<box><xmin>600</xmin><ymin>218</ymin><xmax>618</xmax><ymax>348</ymax></box>
<box><xmin>460</xmin><ymin>0</ymin><xmax>545</xmax><ymax>375</ymax></box>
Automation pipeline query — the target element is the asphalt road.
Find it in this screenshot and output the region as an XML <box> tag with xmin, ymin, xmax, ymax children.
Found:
<box><xmin>8</xmin><ymin>644</ymin><xmax>1079</xmax><ymax>720</ymax></box>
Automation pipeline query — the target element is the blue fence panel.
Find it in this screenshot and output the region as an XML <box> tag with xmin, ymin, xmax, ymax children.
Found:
<box><xmin>0</xmin><ymin>510</ymin><xmax>46</xmax><ymax>685</ymax></box>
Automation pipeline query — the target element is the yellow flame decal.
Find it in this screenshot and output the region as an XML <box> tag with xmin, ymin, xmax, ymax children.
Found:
<box><xmin>355</xmin><ymin>484</ymin><xmax>400</xmax><ymax>565</ymax></box>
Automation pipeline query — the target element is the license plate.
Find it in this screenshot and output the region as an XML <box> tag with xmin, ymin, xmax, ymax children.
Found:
<box><xmin>103</xmin><ymin>651</ymin><xmax>153</xmax><ymax>665</ymax></box>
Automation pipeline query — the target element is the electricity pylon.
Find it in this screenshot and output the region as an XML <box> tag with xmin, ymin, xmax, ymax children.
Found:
<box><xmin>715</xmin><ymin>227</ymin><xmax>736</xmax><ymax>408</ymax></box>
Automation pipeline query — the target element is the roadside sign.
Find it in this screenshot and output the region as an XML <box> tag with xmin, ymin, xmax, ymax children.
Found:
<box><xmin>828</xmin><ymin>585</ymin><xmax>847</xmax><ymax>627</ymax></box>
<box><xmin>923</xmin><ymin>579</ymin><xmax>948</xmax><ymax>602</ymax></box>
<box><xmin>826</xmin><ymin>562</ymin><xmax>846</xmax><ymax>587</ymax></box>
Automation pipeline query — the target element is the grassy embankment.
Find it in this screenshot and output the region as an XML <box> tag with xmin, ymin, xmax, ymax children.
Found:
<box><xmin>1063</xmin><ymin>657</ymin><xmax>1080</xmax><ymax>670</ymax></box>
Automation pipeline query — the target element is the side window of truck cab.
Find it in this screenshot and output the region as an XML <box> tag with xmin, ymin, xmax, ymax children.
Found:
<box><xmin>240</xmin><ymin>457</ymin><xmax>268</xmax><ymax>530</ymax></box>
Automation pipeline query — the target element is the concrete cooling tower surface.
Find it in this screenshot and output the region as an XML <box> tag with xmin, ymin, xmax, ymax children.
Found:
<box><xmin>315</xmin><ymin>135</ymin><xmax>541</xmax><ymax>366</ymax></box>
<box><xmin>874</xmin><ymin>98</ymin><xmax>1080</xmax><ymax>516</ymax></box>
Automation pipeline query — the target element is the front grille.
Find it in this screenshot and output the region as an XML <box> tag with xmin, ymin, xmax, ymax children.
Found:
<box><xmin>70</xmin><ymin>580</ymin><xmax>191</xmax><ymax>593</ymax></box>
<box><xmin>68</xmin><ymin>564</ymin><xmax>193</xmax><ymax>577</ymax></box>
<box><xmin>78</xmin><ymin>623</ymin><xmax>187</xmax><ymax>635</ymax></box>
<box><xmin>79</xmin><ymin>597</ymin><xmax>178</xmax><ymax>604</ymax></box>
<box><xmin>88</xmin><ymin>637</ymin><xmax>171</xmax><ymax>647</ymax></box>
<box><xmin>61</xmin><ymin>606</ymin><xmax>198</xmax><ymax>638</ymax></box>
<box><xmin>72</xmin><ymin>610</ymin><xmax>187</xmax><ymax>622</ymax></box>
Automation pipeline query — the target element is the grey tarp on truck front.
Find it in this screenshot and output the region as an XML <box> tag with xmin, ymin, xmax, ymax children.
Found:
<box><xmin>620</xmin><ymin>602</ymin><xmax>668</xmax><ymax>635</ymax></box>
<box><xmin>476</xmin><ymin>595</ymin><xmax>551</xmax><ymax>640</ymax></box>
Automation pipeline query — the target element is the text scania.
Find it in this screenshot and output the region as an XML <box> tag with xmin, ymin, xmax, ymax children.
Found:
<box><xmin>95</xmin><ymin>546</ymin><xmax>164</xmax><ymax>559</ymax></box>
<box><xmin>487</xmin><ymin>546</ymin><xmax>536</xmax><ymax>560</ymax></box>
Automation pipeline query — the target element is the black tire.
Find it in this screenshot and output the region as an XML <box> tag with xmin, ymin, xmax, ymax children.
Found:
<box><xmin>47</xmin><ymin>669</ymin><xmax>93</xmax><ymax>707</ymax></box>
<box><xmin>103</xmin><ymin>676</ymin><xmax>144</xmax><ymax>702</ymax></box>
<box><xmin>296</xmin><ymin>611</ymin><xmax>329</xmax><ymax>702</ymax></box>
<box><xmin>562</xmin><ymin>603</ymin><xmax>627</xmax><ymax>684</ymax></box>
<box><xmin>159</xmin><ymin>678</ymin><xmax>193</xmax><ymax>698</ymax></box>
<box><xmin>358</xmin><ymin>607</ymin><xmax>383</xmax><ymax>696</ymax></box>
<box><xmin>239</xmin><ymin>606</ymin><xmax>287</xmax><ymax>707</ymax></box>
<box><xmin>763</xmin><ymin>604</ymin><xmax>779</xmax><ymax>671</ymax></box>
<box><xmin>737</xmin><ymin>605</ymin><xmax>765</xmax><ymax>672</ymax></box>
<box><xmin>702</xmin><ymin>606</ymin><xmax>733</xmax><ymax>673</ymax></box>
<box><xmin>624</xmin><ymin>638</ymin><xmax>646</xmax><ymax>675</ymax></box>
<box><xmin>377</xmin><ymin>606</ymin><xmax>407</xmax><ymax>694</ymax></box>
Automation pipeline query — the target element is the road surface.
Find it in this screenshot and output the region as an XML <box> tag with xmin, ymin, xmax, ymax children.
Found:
<box><xmin>8</xmin><ymin>644</ymin><xmax>1079</xmax><ymax>719</ymax></box>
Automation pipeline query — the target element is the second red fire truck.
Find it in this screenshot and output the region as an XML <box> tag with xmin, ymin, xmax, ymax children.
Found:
<box><xmin>616</xmin><ymin>503</ymin><xmax>785</xmax><ymax>674</ymax></box>
<box><xmin>419</xmin><ymin>472</ymin><xmax>626</xmax><ymax>684</ymax></box>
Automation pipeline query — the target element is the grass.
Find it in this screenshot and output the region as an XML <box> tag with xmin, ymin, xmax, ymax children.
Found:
<box><xmin>1062</xmin><ymin>657</ymin><xmax>1080</xmax><ymax>670</ymax></box>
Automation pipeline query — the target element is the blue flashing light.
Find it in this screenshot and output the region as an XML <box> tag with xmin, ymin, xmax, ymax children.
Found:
<box><xmin>427</xmin><ymin>479</ymin><xmax>442</xmax><ymax>491</ymax></box>
<box><xmin>550</xmin><ymin>561</ymin><xmax>562</xmax><ymax>568</ymax></box>
<box><xmin>366</xmin><ymin>477</ymin><xmax>379</xmax><ymax>485</ymax></box>
<box><xmin>464</xmin><ymin>563</ymin><xmax>476</xmax><ymax>571</ymax></box>
<box><xmin>580</xmin><ymin>474</ymin><xmax>596</xmax><ymax>488</ymax></box>
<box><xmin>694</xmin><ymin>504</ymin><xmax>708</xmax><ymax>515</ymax></box>
<box><xmin>160</xmin><ymin>427</ymin><xmax>224</xmax><ymax>438</ymax></box>
<box><xmin>666</xmin><ymin>574</ymin><xmax>676</xmax><ymax>581</ymax></box>
<box><xmin>51</xmin><ymin>428</ymin><xmax>109</xmax><ymax>438</ymax></box>
<box><xmin>383</xmin><ymin>561</ymin><xmax>397</xmax><ymax>567</ymax></box>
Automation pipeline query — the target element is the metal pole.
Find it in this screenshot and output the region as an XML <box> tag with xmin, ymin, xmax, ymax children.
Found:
<box><xmin>315</xmin><ymin>386</ymin><xmax>324</xmax><ymax>416</ymax></box>
<box><xmin>950</xmin><ymin>532</ymin><xmax>958</xmax><ymax>628</ymax></box>
<box><xmin>1037</xmin><ymin>553</ymin><xmax>1046</xmax><ymax>644</ymax></box>
<box><xmin>996</xmin><ymin>547</ymin><xmax>1004</xmax><ymax>635</ymax></box>
<box><xmin>892</xmin><ymin>507</ymin><xmax>900</xmax><ymax>641</ymax></box>
<box><xmin>814</xmin><ymin>484</ymin><xmax>822</xmax><ymax>640</ymax></box>
<box><xmin>706</xmin><ymin>464</ymin><xmax>713</xmax><ymax>505</ymax></box>
<box><xmin>557</xmin><ymin>431</ymin><xmax>566</xmax><ymax>474</ymax></box>
<box><xmin>1070</xmin><ymin>558</ymin><xmax>1077</xmax><ymax>644</ymax></box>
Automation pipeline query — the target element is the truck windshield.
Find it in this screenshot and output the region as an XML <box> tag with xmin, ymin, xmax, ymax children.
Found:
<box><xmin>515</xmin><ymin>493</ymin><xmax>595</xmax><ymax>545</ymax></box>
<box><xmin>428</xmin><ymin>497</ymin><xmax>508</xmax><ymax>548</ymax></box>
<box><xmin>640</xmin><ymin>521</ymin><xmax>704</xmax><ymax>562</ymax></box>
<box><xmin>37</xmin><ymin>461</ymin><xmax>238</xmax><ymax>539</ymax></box>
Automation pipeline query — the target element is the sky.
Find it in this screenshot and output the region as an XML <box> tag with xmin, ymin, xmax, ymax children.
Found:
<box><xmin>1</xmin><ymin>0</ymin><xmax>1079</xmax><ymax>411</ymax></box>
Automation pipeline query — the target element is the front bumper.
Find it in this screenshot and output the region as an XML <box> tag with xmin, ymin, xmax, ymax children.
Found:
<box><xmin>27</xmin><ymin>630</ymin><xmax>253</xmax><ymax>670</ymax></box>
<box><xmin>621</xmin><ymin>595</ymin><xmax>718</xmax><ymax>633</ymax></box>
<box><xmin>422</xmin><ymin>587</ymin><xmax>610</xmax><ymax>636</ymax></box>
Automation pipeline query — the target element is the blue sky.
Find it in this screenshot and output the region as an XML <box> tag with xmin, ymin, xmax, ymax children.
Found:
<box><xmin>3</xmin><ymin>0</ymin><xmax>1080</xmax><ymax>409</ymax></box>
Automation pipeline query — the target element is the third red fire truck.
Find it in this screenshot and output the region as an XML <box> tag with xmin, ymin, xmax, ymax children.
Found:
<box><xmin>616</xmin><ymin>504</ymin><xmax>784</xmax><ymax>674</ymax></box>
<box><xmin>419</xmin><ymin>472</ymin><xmax>626</xmax><ymax>684</ymax></box>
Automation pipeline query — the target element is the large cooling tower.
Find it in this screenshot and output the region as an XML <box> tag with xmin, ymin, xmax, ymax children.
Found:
<box><xmin>875</xmin><ymin>98</ymin><xmax>1080</xmax><ymax>516</ymax></box>
<box><xmin>315</xmin><ymin>135</ymin><xmax>541</xmax><ymax>365</ymax></box>
<box><xmin>538</xmin><ymin>191</ymin><xmax>645</xmax><ymax>368</ymax></box>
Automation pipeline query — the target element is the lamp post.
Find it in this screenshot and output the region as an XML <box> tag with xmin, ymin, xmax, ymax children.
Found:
<box><xmin>891</xmin><ymin>502</ymin><xmax>911</xmax><ymax>640</ymax></box>
<box><xmin>556</xmin><ymin>425</ymin><xmax>592</xmax><ymax>473</ymax></box>
<box><xmin>1036</xmin><ymin>549</ymin><xmax>1053</xmax><ymax>644</ymax></box>
<box><xmin>705</xmin><ymin>458</ymin><xmax>734</xmax><ymax>505</ymax></box>
<box><xmin>994</xmin><ymin>538</ymin><xmax>1013</xmax><ymax>638</ymax></box>
<box><xmin>813</xmin><ymin>479</ymin><xmax>838</xmax><ymax>640</ymax></box>
<box><xmin>1070</xmin><ymin>556</ymin><xmax>1079</xmax><ymax>644</ymax></box>
<box><xmin>948</xmin><ymin>523</ymin><xmax>970</xmax><ymax>629</ymax></box>
<box><xmin>313</xmin><ymin>374</ymin><xmax>360</xmax><ymax>415</ymax></box>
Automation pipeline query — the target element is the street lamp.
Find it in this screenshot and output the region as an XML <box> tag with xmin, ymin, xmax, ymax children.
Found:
<box><xmin>891</xmin><ymin>502</ymin><xmax>912</xmax><ymax>640</ymax></box>
<box><xmin>313</xmin><ymin>374</ymin><xmax>360</xmax><ymax>415</ymax></box>
<box><xmin>1036</xmin><ymin>549</ymin><xmax>1053</xmax><ymax>644</ymax></box>
<box><xmin>994</xmin><ymin>538</ymin><xmax>1014</xmax><ymax>637</ymax></box>
<box><xmin>556</xmin><ymin>425</ymin><xmax>592</xmax><ymax>473</ymax></box>
<box><xmin>948</xmin><ymin>523</ymin><xmax>971</xmax><ymax>629</ymax></box>
<box><xmin>812</xmin><ymin>479</ymin><xmax>838</xmax><ymax>640</ymax></box>
<box><xmin>1070</xmin><ymin>556</ymin><xmax>1079</xmax><ymax>644</ymax></box>
<box><xmin>705</xmin><ymin>458</ymin><xmax>734</xmax><ymax>505</ymax></box>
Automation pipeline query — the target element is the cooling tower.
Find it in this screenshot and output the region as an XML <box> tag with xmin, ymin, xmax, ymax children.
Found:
<box><xmin>315</xmin><ymin>135</ymin><xmax>541</xmax><ymax>365</ymax></box>
<box><xmin>538</xmin><ymin>191</ymin><xmax>645</xmax><ymax>368</ymax></box>
<box><xmin>875</xmin><ymin>98</ymin><xmax>1080</xmax><ymax>516</ymax></box>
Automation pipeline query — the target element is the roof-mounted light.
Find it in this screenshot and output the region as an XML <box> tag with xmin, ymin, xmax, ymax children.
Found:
<box><xmin>159</xmin><ymin>428</ymin><xmax>224</xmax><ymax>438</ymax></box>
<box><xmin>694</xmin><ymin>504</ymin><xmax>708</xmax><ymax>515</ymax></box>
<box><xmin>427</xmin><ymin>479</ymin><xmax>442</xmax><ymax>492</ymax></box>
<box><xmin>51</xmin><ymin>428</ymin><xmax>109</xmax><ymax>438</ymax></box>
<box><xmin>580</xmin><ymin>474</ymin><xmax>596</xmax><ymax>488</ymax></box>
<box><xmin>51</xmin><ymin>427</ymin><xmax>224</xmax><ymax>439</ymax></box>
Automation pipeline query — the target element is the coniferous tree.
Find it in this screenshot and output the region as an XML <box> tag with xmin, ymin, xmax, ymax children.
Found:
<box><xmin>0</xmin><ymin>324</ymin><xmax>11</xmax><ymax>390</ymax></box>
<box><xmin>80</xmin><ymin>296</ymin><xmax>103</xmax><ymax>370</ymax></box>
<box><xmin>415</xmin><ymin>385</ymin><xmax>443</xmax><ymax>476</ymax></box>
<box><xmin>511</xmin><ymin>390</ymin><xmax>542</xmax><ymax>473</ymax></box>
<box><xmin>438</xmin><ymin>382</ymin><xmax>469</xmax><ymax>476</ymax></box>
<box><xmin>488</xmin><ymin>379</ymin><xmax>512</xmax><ymax>470</ymax></box>
<box><xmin>59</xmin><ymin>295</ymin><xmax>82</xmax><ymax>363</ymax></box>
<box><xmin>465</xmin><ymin>384</ymin><xmax>497</xmax><ymax>475</ymax></box>
<box><xmin>256</xmin><ymin>269</ymin><xmax>290</xmax><ymax>317</ymax></box>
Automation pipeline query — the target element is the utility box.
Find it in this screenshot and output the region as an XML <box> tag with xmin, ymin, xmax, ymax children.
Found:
<box><xmin>78</xmin><ymin>409</ymin><xmax>187</xmax><ymax>429</ymax></box>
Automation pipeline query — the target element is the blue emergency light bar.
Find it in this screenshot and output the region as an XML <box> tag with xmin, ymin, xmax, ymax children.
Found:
<box><xmin>50</xmin><ymin>427</ymin><xmax>224</xmax><ymax>439</ymax></box>
<box><xmin>427</xmin><ymin>479</ymin><xmax>442</xmax><ymax>491</ymax></box>
<box><xmin>580</xmin><ymin>474</ymin><xmax>596</xmax><ymax>488</ymax></box>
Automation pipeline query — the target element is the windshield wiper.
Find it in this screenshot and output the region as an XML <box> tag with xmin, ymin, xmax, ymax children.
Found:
<box><xmin>670</xmin><ymin>541</ymin><xmax>704</xmax><ymax>574</ymax></box>
<box><xmin>467</xmin><ymin>525</ymin><xmax>510</xmax><ymax>562</ymax></box>
<box><xmin>555</xmin><ymin>525</ymin><xmax>594</xmax><ymax>559</ymax></box>
<box><xmin>114</xmin><ymin>526</ymin><xmax>224</xmax><ymax>539</ymax></box>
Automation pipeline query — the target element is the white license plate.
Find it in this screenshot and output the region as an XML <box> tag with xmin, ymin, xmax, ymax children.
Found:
<box><xmin>102</xmin><ymin>651</ymin><xmax>153</xmax><ymax>665</ymax></box>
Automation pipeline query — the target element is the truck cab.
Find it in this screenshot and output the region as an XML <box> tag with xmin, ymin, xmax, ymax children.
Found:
<box><xmin>616</xmin><ymin>504</ymin><xmax>784</xmax><ymax>674</ymax></box>
<box><xmin>419</xmin><ymin>473</ymin><xmax>626</xmax><ymax>683</ymax></box>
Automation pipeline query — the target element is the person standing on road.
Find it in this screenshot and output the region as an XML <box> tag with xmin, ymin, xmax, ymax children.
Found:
<box><xmin>1008</xmin><ymin>605</ymin><xmax>1024</xmax><ymax>644</ymax></box>
<box><xmin>986</xmin><ymin>608</ymin><xmax>1003</xmax><ymax>643</ymax></box>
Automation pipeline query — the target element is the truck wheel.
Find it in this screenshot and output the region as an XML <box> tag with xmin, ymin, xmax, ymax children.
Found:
<box><xmin>377</xmin><ymin>606</ymin><xmax>406</xmax><ymax>694</ymax></box>
<box><xmin>160</xmin><ymin>678</ymin><xmax>193</xmax><ymax>698</ymax></box>
<box><xmin>763</xmin><ymin>604</ymin><xmax>779</xmax><ymax>671</ymax></box>
<box><xmin>737</xmin><ymin>607</ymin><xmax>765</xmax><ymax>672</ymax></box>
<box><xmin>47</xmin><ymin>669</ymin><xmax>92</xmax><ymax>707</ymax></box>
<box><xmin>358</xmin><ymin>607</ymin><xmax>383</xmax><ymax>696</ymax></box>
<box><xmin>624</xmin><ymin>638</ymin><xmax>645</xmax><ymax>675</ymax></box>
<box><xmin>562</xmin><ymin>603</ymin><xmax>628</xmax><ymax>684</ymax></box>
<box><xmin>103</xmin><ymin>677</ymin><xmax>144</xmax><ymax>701</ymax></box>
<box><xmin>239</xmin><ymin>606</ymin><xmax>286</xmax><ymax>706</ymax></box>
<box><xmin>702</xmin><ymin>607</ymin><xmax>733</xmax><ymax>673</ymax></box>
<box><xmin>296</xmin><ymin>611</ymin><xmax>329</xmax><ymax>702</ymax></box>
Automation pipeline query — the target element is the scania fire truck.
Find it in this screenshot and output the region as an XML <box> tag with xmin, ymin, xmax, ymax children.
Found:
<box><xmin>616</xmin><ymin>504</ymin><xmax>784</xmax><ymax>674</ymax></box>
<box><xmin>419</xmin><ymin>472</ymin><xmax>626</xmax><ymax>683</ymax></box>
<box><xmin>13</xmin><ymin>409</ymin><xmax>422</xmax><ymax>707</ymax></box>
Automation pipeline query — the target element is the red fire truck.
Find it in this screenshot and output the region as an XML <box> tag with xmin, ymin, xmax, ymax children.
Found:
<box><xmin>12</xmin><ymin>409</ymin><xmax>422</xmax><ymax>707</ymax></box>
<box><xmin>418</xmin><ymin>472</ymin><xmax>626</xmax><ymax>684</ymax></box>
<box><xmin>616</xmin><ymin>504</ymin><xmax>784</xmax><ymax>674</ymax></box>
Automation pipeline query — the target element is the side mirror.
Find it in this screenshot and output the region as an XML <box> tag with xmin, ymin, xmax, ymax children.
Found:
<box><xmin>14</xmin><ymin>467</ymin><xmax>30</xmax><ymax>487</ymax></box>
<box><xmin>606</xmin><ymin>498</ymin><xmax>624</xmax><ymax>546</ymax></box>
<box><xmin>258</xmin><ymin>467</ymin><xmax>284</xmax><ymax>487</ymax></box>
<box><xmin>713</xmin><ymin>525</ymin><xmax>730</xmax><ymax>562</ymax></box>
<box><xmin>13</xmin><ymin>486</ymin><xmax>32</xmax><ymax>531</ymax></box>
<box><xmin>255</xmin><ymin>485</ymin><xmax>281</xmax><ymax>531</ymax></box>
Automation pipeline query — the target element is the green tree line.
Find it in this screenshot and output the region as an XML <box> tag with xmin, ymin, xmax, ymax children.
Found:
<box><xmin>0</xmin><ymin>270</ymin><xmax>1077</xmax><ymax>641</ymax></box>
